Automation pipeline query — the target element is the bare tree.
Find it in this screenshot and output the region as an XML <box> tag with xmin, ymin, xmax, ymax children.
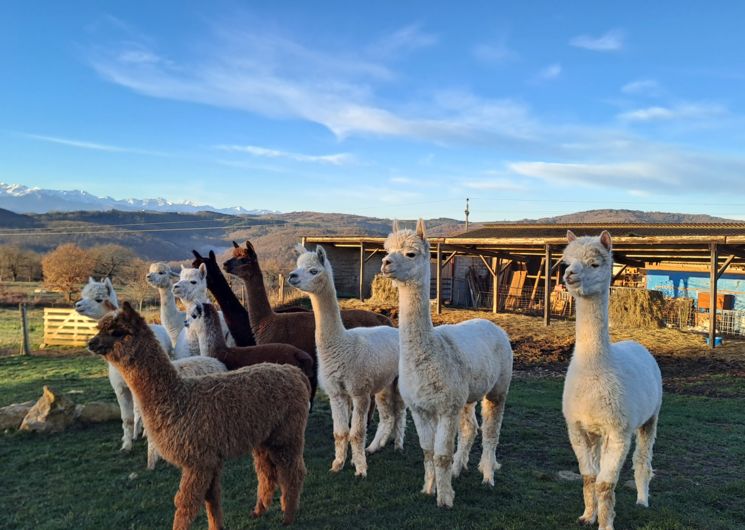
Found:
<box><xmin>0</xmin><ymin>245</ymin><xmax>40</xmax><ymax>282</ymax></box>
<box><xmin>89</xmin><ymin>244</ymin><xmax>138</xmax><ymax>282</ymax></box>
<box><xmin>122</xmin><ymin>258</ymin><xmax>156</xmax><ymax>312</ymax></box>
<box><xmin>41</xmin><ymin>244</ymin><xmax>96</xmax><ymax>302</ymax></box>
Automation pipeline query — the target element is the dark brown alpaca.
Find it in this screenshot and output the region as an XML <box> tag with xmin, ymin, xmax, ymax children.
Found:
<box><xmin>223</xmin><ymin>241</ymin><xmax>391</xmax><ymax>360</ymax></box>
<box><xmin>89</xmin><ymin>302</ymin><xmax>309</xmax><ymax>528</ymax></box>
<box><xmin>186</xmin><ymin>301</ymin><xmax>318</xmax><ymax>404</ymax></box>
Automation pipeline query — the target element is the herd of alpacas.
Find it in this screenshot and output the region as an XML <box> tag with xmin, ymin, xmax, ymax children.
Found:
<box><xmin>76</xmin><ymin>221</ymin><xmax>662</xmax><ymax>530</ymax></box>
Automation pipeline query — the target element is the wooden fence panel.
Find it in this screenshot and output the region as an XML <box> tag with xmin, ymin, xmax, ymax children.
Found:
<box><xmin>41</xmin><ymin>308</ymin><xmax>98</xmax><ymax>348</ymax></box>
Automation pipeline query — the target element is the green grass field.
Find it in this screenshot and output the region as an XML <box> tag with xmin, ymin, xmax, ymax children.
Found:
<box><xmin>1</xmin><ymin>354</ymin><xmax>743</xmax><ymax>530</ymax></box>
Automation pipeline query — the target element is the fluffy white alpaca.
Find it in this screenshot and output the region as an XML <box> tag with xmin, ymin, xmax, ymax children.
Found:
<box><xmin>145</xmin><ymin>262</ymin><xmax>187</xmax><ymax>355</ymax></box>
<box><xmin>562</xmin><ymin>231</ymin><xmax>662</xmax><ymax>530</ymax></box>
<box><xmin>381</xmin><ymin>220</ymin><xmax>513</xmax><ymax>507</ymax></box>
<box><xmin>172</xmin><ymin>264</ymin><xmax>235</xmax><ymax>355</ymax></box>
<box><xmin>74</xmin><ymin>277</ymin><xmax>171</xmax><ymax>451</ymax></box>
<box><xmin>145</xmin><ymin>355</ymin><xmax>227</xmax><ymax>470</ymax></box>
<box><xmin>288</xmin><ymin>245</ymin><xmax>405</xmax><ymax>477</ymax></box>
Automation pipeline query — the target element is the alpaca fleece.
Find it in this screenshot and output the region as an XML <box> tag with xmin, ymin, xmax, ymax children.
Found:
<box><xmin>89</xmin><ymin>302</ymin><xmax>309</xmax><ymax>528</ymax></box>
<box><xmin>381</xmin><ymin>220</ymin><xmax>513</xmax><ymax>508</ymax></box>
<box><xmin>185</xmin><ymin>301</ymin><xmax>317</xmax><ymax>404</ymax></box>
<box><xmin>146</xmin><ymin>262</ymin><xmax>187</xmax><ymax>354</ymax></box>
<box><xmin>289</xmin><ymin>245</ymin><xmax>405</xmax><ymax>477</ymax></box>
<box><xmin>562</xmin><ymin>231</ymin><xmax>662</xmax><ymax>530</ymax></box>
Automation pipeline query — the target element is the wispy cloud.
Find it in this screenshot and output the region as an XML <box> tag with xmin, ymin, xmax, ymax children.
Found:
<box><xmin>19</xmin><ymin>133</ymin><xmax>166</xmax><ymax>156</ymax></box>
<box><xmin>537</xmin><ymin>63</ymin><xmax>562</xmax><ymax>81</ymax></box>
<box><xmin>617</xmin><ymin>102</ymin><xmax>726</xmax><ymax>122</ymax></box>
<box><xmin>215</xmin><ymin>144</ymin><xmax>354</xmax><ymax>165</ymax></box>
<box><xmin>472</xmin><ymin>40</ymin><xmax>518</xmax><ymax>64</ymax></box>
<box><xmin>621</xmin><ymin>79</ymin><xmax>662</xmax><ymax>96</ymax></box>
<box><xmin>570</xmin><ymin>29</ymin><xmax>624</xmax><ymax>52</ymax></box>
<box><xmin>368</xmin><ymin>24</ymin><xmax>437</xmax><ymax>59</ymax></box>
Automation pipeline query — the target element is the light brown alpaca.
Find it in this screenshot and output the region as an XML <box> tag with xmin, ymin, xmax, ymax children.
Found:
<box><xmin>88</xmin><ymin>302</ymin><xmax>309</xmax><ymax>529</ymax></box>
<box><xmin>223</xmin><ymin>241</ymin><xmax>391</xmax><ymax>360</ymax></box>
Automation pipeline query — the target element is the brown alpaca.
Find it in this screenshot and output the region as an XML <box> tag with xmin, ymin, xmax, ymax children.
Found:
<box><xmin>88</xmin><ymin>302</ymin><xmax>309</xmax><ymax>529</ymax></box>
<box><xmin>186</xmin><ymin>301</ymin><xmax>318</xmax><ymax>404</ymax></box>
<box><xmin>223</xmin><ymin>241</ymin><xmax>391</xmax><ymax>360</ymax></box>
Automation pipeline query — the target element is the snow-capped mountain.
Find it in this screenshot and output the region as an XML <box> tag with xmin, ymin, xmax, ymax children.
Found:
<box><xmin>0</xmin><ymin>183</ymin><xmax>277</xmax><ymax>215</ymax></box>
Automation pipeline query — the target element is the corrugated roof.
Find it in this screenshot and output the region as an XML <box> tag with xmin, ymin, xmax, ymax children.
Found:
<box><xmin>453</xmin><ymin>223</ymin><xmax>745</xmax><ymax>239</ymax></box>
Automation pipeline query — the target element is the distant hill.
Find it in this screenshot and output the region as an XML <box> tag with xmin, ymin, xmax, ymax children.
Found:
<box><xmin>523</xmin><ymin>209</ymin><xmax>736</xmax><ymax>224</ymax></box>
<box><xmin>0</xmin><ymin>182</ymin><xmax>275</xmax><ymax>215</ymax></box>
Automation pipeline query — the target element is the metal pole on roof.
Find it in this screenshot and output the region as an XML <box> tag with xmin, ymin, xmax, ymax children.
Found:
<box><xmin>464</xmin><ymin>198</ymin><xmax>470</xmax><ymax>232</ymax></box>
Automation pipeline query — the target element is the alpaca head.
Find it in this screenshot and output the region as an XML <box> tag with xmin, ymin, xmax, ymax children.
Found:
<box><xmin>223</xmin><ymin>241</ymin><xmax>259</xmax><ymax>278</ymax></box>
<box><xmin>146</xmin><ymin>262</ymin><xmax>180</xmax><ymax>289</ymax></box>
<box><xmin>172</xmin><ymin>264</ymin><xmax>208</xmax><ymax>303</ymax></box>
<box><xmin>183</xmin><ymin>301</ymin><xmax>205</xmax><ymax>332</ymax></box>
<box><xmin>75</xmin><ymin>277</ymin><xmax>119</xmax><ymax>320</ymax></box>
<box><xmin>562</xmin><ymin>230</ymin><xmax>613</xmax><ymax>297</ymax></box>
<box><xmin>288</xmin><ymin>245</ymin><xmax>333</xmax><ymax>294</ymax></box>
<box><xmin>88</xmin><ymin>301</ymin><xmax>153</xmax><ymax>365</ymax></box>
<box><xmin>381</xmin><ymin>219</ymin><xmax>430</xmax><ymax>285</ymax></box>
<box><xmin>192</xmin><ymin>249</ymin><xmax>221</xmax><ymax>287</ymax></box>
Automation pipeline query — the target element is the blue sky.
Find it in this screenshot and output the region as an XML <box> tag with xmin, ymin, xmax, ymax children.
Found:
<box><xmin>2</xmin><ymin>1</ymin><xmax>745</xmax><ymax>221</ymax></box>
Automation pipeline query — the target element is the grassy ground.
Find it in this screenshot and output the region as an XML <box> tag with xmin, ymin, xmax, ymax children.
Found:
<box><xmin>1</xmin><ymin>354</ymin><xmax>743</xmax><ymax>530</ymax></box>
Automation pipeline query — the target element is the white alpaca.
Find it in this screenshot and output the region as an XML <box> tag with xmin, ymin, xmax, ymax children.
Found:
<box><xmin>288</xmin><ymin>245</ymin><xmax>405</xmax><ymax>477</ymax></box>
<box><xmin>171</xmin><ymin>264</ymin><xmax>235</xmax><ymax>355</ymax></box>
<box><xmin>381</xmin><ymin>220</ymin><xmax>513</xmax><ymax>507</ymax></box>
<box><xmin>145</xmin><ymin>355</ymin><xmax>227</xmax><ymax>470</ymax></box>
<box><xmin>74</xmin><ymin>277</ymin><xmax>172</xmax><ymax>451</ymax></box>
<box><xmin>145</xmin><ymin>262</ymin><xmax>187</xmax><ymax>355</ymax></box>
<box><xmin>562</xmin><ymin>230</ymin><xmax>662</xmax><ymax>530</ymax></box>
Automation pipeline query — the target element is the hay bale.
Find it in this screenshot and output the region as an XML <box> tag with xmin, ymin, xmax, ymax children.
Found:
<box><xmin>609</xmin><ymin>288</ymin><xmax>664</xmax><ymax>329</ymax></box>
<box><xmin>370</xmin><ymin>274</ymin><xmax>398</xmax><ymax>305</ymax></box>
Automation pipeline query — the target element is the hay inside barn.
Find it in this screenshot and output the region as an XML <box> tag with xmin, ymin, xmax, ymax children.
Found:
<box><xmin>369</xmin><ymin>274</ymin><xmax>398</xmax><ymax>305</ymax></box>
<box><xmin>609</xmin><ymin>287</ymin><xmax>665</xmax><ymax>329</ymax></box>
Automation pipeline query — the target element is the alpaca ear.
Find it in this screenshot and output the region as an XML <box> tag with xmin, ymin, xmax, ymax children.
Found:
<box><xmin>180</xmin><ymin>264</ymin><xmax>186</xmax><ymax>271</ymax></box>
<box><xmin>294</xmin><ymin>243</ymin><xmax>307</xmax><ymax>256</ymax></box>
<box><xmin>104</xmin><ymin>277</ymin><xmax>113</xmax><ymax>295</ymax></box>
<box><xmin>195</xmin><ymin>303</ymin><xmax>203</xmax><ymax>317</ymax></box>
<box><xmin>316</xmin><ymin>245</ymin><xmax>327</xmax><ymax>265</ymax></box>
<box><xmin>392</xmin><ymin>219</ymin><xmax>400</xmax><ymax>233</ymax></box>
<box><xmin>191</xmin><ymin>250</ymin><xmax>203</xmax><ymax>261</ymax></box>
<box><xmin>88</xmin><ymin>276</ymin><xmax>95</xmax><ymax>284</ymax></box>
<box><xmin>198</xmin><ymin>263</ymin><xmax>207</xmax><ymax>279</ymax></box>
<box><xmin>416</xmin><ymin>218</ymin><xmax>426</xmax><ymax>240</ymax></box>
<box><xmin>208</xmin><ymin>250</ymin><xmax>216</xmax><ymax>261</ymax></box>
<box><xmin>168</xmin><ymin>269</ymin><xmax>180</xmax><ymax>279</ymax></box>
<box><xmin>245</xmin><ymin>241</ymin><xmax>257</xmax><ymax>258</ymax></box>
<box><xmin>232</xmin><ymin>241</ymin><xmax>240</xmax><ymax>248</ymax></box>
<box><xmin>121</xmin><ymin>301</ymin><xmax>135</xmax><ymax>317</ymax></box>
<box><xmin>567</xmin><ymin>230</ymin><xmax>577</xmax><ymax>243</ymax></box>
<box><xmin>599</xmin><ymin>230</ymin><xmax>612</xmax><ymax>251</ymax></box>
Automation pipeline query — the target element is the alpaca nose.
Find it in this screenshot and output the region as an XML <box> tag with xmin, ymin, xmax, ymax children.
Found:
<box><xmin>288</xmin><ymin>273</ymin><xmax>299</xmax><ymax>285</ymax></box>
<box><xmin>382</xmin><ymin>257</ymin><xmax>391</xmax><ymax>266</ymax></box>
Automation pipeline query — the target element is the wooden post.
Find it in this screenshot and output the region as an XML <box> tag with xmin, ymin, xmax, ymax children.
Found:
<box><xmin>278</xmin><ymin>273</ymin><xmax>285</xmax><ymax>305</ymax></box>
<box><xmin>19</xmin><ymin>303</ymin><xmax>30</xmax><ymax>356</ymax></box>
<box><xmin>709</xmin><ymin>242</ymin><xmax>718</xmax><ymax>349</ymax></box>
<box><xmin>491</xmin><ymin>257</ymin><xmax>499</xmax><ymax>313</ymax></box>
<box><xmin>359</xmin><ymin>242</ymin><xmax>365</xmax><ymax>301</ymax></box>
<box><xmin>436</xmin><ymin>243</ymin><xmax>442</xmax><ymax>315</ymax></box>
<box><xmin>544</xmin><ymin>245</ymin><xmax>552</xmax><ymax>326</ymax></box>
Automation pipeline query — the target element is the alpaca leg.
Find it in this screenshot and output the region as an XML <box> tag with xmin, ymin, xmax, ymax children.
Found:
<box><xmin>433</xmin><ymin>414</ymin><xmax>458</xmax><ymax>508</ymax></box>
<box><xmin>252</xmin><ymin>448</ymin><xmax>277</xmax><ymax>518</ymax></box>
<box><xmin>173</xmin><ymin>467</ymin><xmax>212</xmax><ymax>530</ymax></box>
<box><xmin>350</xmin><ymin>394</ymin><xmax>371</xmax><ymax>477</ymax></box>
<box><xmin>633</xmin><ymin>414</ymin><xmax>659</xmax><ymax>507</ymax></box>
<box><xmin>109</xmin><ymin>365</ymin><xmax>135</xmax><ymax>452</ymax></box>
<box><xmin>147</xmin><ymin>439</ymin><xmax>160</xmax><ymax>471</ymax></box>
<box><xmin>367</xmin><ymin>387</ymin><xmax>395</xmax><ymax>454</ymax></box>
<box><xmin>478</xmin><ymin>392</ymin><xmax>507</xmax><ymax>486</ymax></box>
<box><xmin>132</xmin><ymin>396</ymin><xmax>144</xmax><ymax>440</ymax></box>
<box><xmin>410</xmin><ymin>409</ymin><xmax>436</xmax><ymax>495</ymax></box>
<box><xmin>275</xmin><ymin>449</ymin><xmax>306</xmax><ymax>525</ymax></box>
<box><xmin>329</xmin><ymin>394</ymin><xmax>351</xmax><ymax>473</ymax></box>
<box><xmin>567</xmin><ymin>424</ymin><xmax>601</xmax><ymax>525</ymax></box>
<box><xmin>452</xmin><ymin>403</ymin><xmax>478</xmax><ymax>479</ymax></box>
<box><xmin>204</xmin><ymin>466</ymin><xmax>223</xmax><ymax>530</ymax></box>
<box><xmin>596</xmin><ymin>432</ymin><xmax>632</xmax><ymax>530</ymax></box>
<box><xmin>391</xmin><ymin>386</ymin><xmax>407</xmax><ymax>451</ymax></box>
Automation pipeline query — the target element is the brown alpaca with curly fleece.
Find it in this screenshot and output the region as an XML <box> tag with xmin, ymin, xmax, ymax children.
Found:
<box><xmin>186</xmin><ymin>301</ymin><xmax>317</xmax><ymax>404</ymax></box>
<box><xmin>88</xmin><ymin>302</ymin><xmax>309</xmax><ymax>529</ymax></box>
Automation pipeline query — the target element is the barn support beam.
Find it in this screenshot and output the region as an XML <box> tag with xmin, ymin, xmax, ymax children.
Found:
<box><xmin>359</xmin><ymin>242</ymin><xmax>365</xmax><ymax>301</ymax></box>
<box><xmin>612</xmin><ymin>264</ymin><xmax>629</xmax><ymax>285</ymax></box>
<box><xmin>709</xmin><ymin>242</ymin><xmax>718</xmax><ymax>349</ymax></box>
<box><xmin>435</xmin><ymin>243</ymin><xmax>442</xmax><ymax>315</ymax></box>
<box><xmin>492</xmin><ymin>257</ymin><xmax>499</xmax><ymax>314</ymax></box>
<box><xmin>716</xmin><ymin>255</ymin><xmax>735</xmax><ymax>280</ymax></box>
<box><xmin>544</xmin><ymin>245</ymin><xmax>552</xmax><ymax>327</ymax></box>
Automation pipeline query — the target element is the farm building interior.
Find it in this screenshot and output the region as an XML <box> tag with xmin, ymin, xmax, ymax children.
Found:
<box><xmin>304</xmin><ymin>223</ymin><xmax>745</xmax><ymax>349</ymax></box>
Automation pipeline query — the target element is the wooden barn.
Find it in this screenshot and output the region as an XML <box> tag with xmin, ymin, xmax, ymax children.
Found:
<box><xmin>304</xmin><ymin>222</ymin><xmax>745</xmax><ymax>348</ymax></box>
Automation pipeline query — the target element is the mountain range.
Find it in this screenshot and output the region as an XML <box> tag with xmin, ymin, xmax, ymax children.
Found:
<box><xmin>0</xmin><ymin>183</ymin><xmax>275</xmax><ymax>215</ymax></box>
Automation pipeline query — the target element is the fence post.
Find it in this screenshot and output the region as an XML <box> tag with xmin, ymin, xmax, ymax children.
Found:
<box><xmin>19</xmin><ymin>303</ymin><xmax>31</xmax><ymax>356</ymax></box>
<box><xmin>278</xmin><ymin>273</ymin><xmax>285</xmax><ymax>305</ymax></box>
<box><xmin>544</xmin><ymin>245</ymin><xmax>552</xmax><ymax>326</ymax></box>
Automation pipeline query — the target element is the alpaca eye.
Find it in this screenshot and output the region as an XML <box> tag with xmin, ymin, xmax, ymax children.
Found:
<box><xmin>310</xmin><ymin>269</ymin><xmax>318</xmax><ymax>275</ymax></box>
<box><xmin>190</xmin><ymin>281</ymin><xmax>197</xmax><ymax>285</ymax></box>
<box><xmin>95</xmin><ymin>299</ymin><xmax>103</xmax><ymax>303</ymax></box>
<box><xmin>591</xmin><ymin>263</ymin><xmax>600</xmax><ymax>268</ymax></box>
<box><xmin>406</xmin><ymin>252</ymin><xmax>416</xmax><ymax>258</ymax></box>
<box><xmin>111</xmin><ymin>329</ymin><xmax>125</xmax><ymax>338</ymax></box>
<box><xmin>159</xmin><ymin>272</ymin><xmax>164</xmax><ymax>275</ymax></box>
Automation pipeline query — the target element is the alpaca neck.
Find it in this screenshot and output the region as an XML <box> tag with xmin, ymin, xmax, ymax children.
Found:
<box><xmin>207</xmin><ymin>269</ymin><xmax>255</xmax><ymax>346</ymax></box>
<box><xmin>202</xmin><ymin>310</ymin><xmax>229</xmax><ymax>358</ymax></box>
<box><xmin>241</xmin><ymin>265</ymin><xmax>273</xmax><ymax>324</ymax></box>
<box><xmin>396</xmin><ymin>266</ymin><xmax>435</xmax><ymax>353</ymax></box>
<box><xmin>573</xmin><ymin>288</ymin><xmax>611</xmax><ymax>361</ymax></box>
<box><xmin>158</xmin><ymin>286</ymin><xmax>183</xmax><ymax>337</ymax></box>
<box><xmin>308</xmin><ymin>276</ymin><xmax>346</xmax><ymax>348</ymax></box>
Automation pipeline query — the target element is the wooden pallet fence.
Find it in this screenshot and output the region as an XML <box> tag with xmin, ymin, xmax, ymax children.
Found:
<box><xmin>41</xmin><ymin>308</ymin><xmax>98</xmax><ymax>348</ymax></box>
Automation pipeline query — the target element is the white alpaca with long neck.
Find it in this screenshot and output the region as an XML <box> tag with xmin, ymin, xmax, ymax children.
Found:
<box><xmin>172</xmin><ymin>264</ymin><xmax>235</xmax><ymax>355</ymax></box>
<box><xmin>74</xmin><ymin>277</ymin><xmax>172</xmax><ymax>451</ymax></box>
<box><xmin>145</xmin><ymin>262</ymin><xmax>186</xmax><ymax>353</ymax></box>
<box><xmin>562</xmin><ymin>231</ymin><xmax>662</xmax><ymax>530</ymax></box>
<box><xmin>288</xmin><ymin>245</ymin><xmax>405</xmax><ymax>477</ymax></box>
<box><xmin>381</xmin><ymin>220</ymin><xmax>513</xmax><ymax>508</ymax></box>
